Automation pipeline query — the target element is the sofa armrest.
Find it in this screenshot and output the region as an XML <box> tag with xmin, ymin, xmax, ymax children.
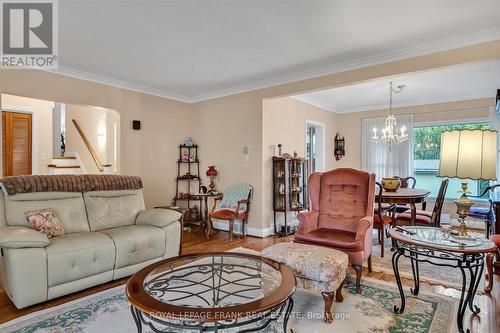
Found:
<box><xmin>296</xmin><ymin>211</ymin><xmax>319</xmax><ymax>234</ymax></box>
<box><xmin>0</xmin><ymin>226</ymin><xmax>49</xmax><ymax>249</ymax></box>
<box><xmin>136</xmin><ymin>208</ymin><xmax>182</xmax><ymax>228</ymax></box>
<box><xmin>355</xmin><ymin>216</ymin><xmax>373</xmax><ymax>241</ymax></box>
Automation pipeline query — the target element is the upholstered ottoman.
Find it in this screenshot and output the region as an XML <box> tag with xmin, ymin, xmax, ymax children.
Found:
<box><xmin>261</xmin><ymin>242</ymin><xmax>348</xmax><ymax>323</ymax></box>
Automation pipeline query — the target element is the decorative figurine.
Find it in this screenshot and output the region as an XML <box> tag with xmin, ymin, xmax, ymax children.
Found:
<box><xmin>278</xmin><ymin>144</ymin><xmax>282</xmax><ymax>156</ymax></box>
<box><xmin>189</xmin><ymin>149</ymin><xmax>197</xmax><ymax>162</ymax></box>
<box><xmin>184</xmin><ymin>137</ymin><xmax>194</xmax><ymax>147</ymax></box>
<box><xmin>181</xmin><ymin>150</ymin><xmax>189</xmax><ymax>162</ymax></box>
<box><xmin>206</xmin><ymin>166</ymin><xmax>218</xmax><ymax>191</ymax></box>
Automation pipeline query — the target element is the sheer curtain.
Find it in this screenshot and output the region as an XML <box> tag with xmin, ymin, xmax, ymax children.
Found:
<box><xmin>361</xmin><ymin>115</ymin><xmax>414</xmax><ymax>181</ymax></box>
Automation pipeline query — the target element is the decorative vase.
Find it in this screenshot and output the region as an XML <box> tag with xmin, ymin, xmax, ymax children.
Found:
<box><xmin>381</xmin><ymin>177</ymin><xmax>401</xmax><ymax>192</ymax></box>
<box><xmin>206</xmin><ymin>166</ymin><xmax>218</xmax><ymax>191</ymax></box>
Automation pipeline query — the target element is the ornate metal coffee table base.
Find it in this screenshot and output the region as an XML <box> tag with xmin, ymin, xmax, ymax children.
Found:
<box><xmin>391</xmin><ymin>243</ymin><xmax>484</xmax><ymax>333</ymax></box>
<box><xmin>130</xmin><ymin>298</ymin><xmax>294</xmax><ymax>333</ymax></box>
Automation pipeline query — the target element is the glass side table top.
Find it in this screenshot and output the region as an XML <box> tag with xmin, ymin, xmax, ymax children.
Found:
<box><xmin>143</xmin><ymin>253</ymin><xmax>283</xmax><ymax>308</ymax></box>
<box><xmin>389</xmin><ymin>226</ymin><xmax>496</xmax><ymax>253</ymax></box>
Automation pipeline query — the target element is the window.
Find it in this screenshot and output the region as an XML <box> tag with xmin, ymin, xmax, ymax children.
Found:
<box><xmin>413</xmin><ymin>122</ymin><xmax>491</xmax><ymax>199</ymax></box>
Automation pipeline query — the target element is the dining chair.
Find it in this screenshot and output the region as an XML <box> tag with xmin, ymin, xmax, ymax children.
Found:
<box><xmin>392</xmin><ymin>176</ymin><xmax>424</xmax><ymax>213</ymax></box>
<box><xmin>208</xmin><ymin>184</ymin><xmax>253</xmax><ymax>241</ymax></box>
<box><xmin>468</xmin><ymin>184</ymin><xmax>500</xmax><ymax>238</ymax></box>
<box><xmin>395</xmin><ymin>179</ymin><xmax>448</xmax><ymax>227</ymax></box>
<box><xmin>373</xmin><ymin>182</ymin><xmax>396</xmax><ymax>258</ymax></box>
<box><xmin>485</xmin><ymin>234</ymin><xmax>500</xmax><ymax>293</ymax></box>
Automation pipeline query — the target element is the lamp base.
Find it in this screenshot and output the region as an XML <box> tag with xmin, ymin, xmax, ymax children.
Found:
<box><xmin>454</xmin><ymin>181</ymin><xmax>473</xmax><ymax>237</ymax></box>
<box><xmin>457</xmin><ymin>217</ymin><xmax>469</xmax><ymax>237</ymax></box>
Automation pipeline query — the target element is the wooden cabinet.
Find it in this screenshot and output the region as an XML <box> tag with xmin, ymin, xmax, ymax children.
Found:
<box><xmin>272</xmin><ymin>156</ymin><xmax>307</xmax><ymax>236</ymax></box>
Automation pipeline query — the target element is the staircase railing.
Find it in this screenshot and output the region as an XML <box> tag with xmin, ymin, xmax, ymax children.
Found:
<box><xmin>72</xmin><ymin>119</ymin><xmax>104</xmax><ymax>172</ymax></box>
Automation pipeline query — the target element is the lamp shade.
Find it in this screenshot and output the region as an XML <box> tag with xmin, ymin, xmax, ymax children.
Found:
<box><xmin>439</xmin><ymin>129</ymin><xmax>497</xmax><ymax>180</ymax></box>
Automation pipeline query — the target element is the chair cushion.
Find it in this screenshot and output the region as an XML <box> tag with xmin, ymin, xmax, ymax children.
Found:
<box><xmin>99</xmin><ymin>225</ymin><xmax>165</xmax><ymax>269</ymax></box>
<box><xmin>373</xmin><ymin>214</ymin><xmax>393</xmax><ymax>226</ymax></box>
<box><xmin>261</xmin><ymin>242</ymin><xmax>348</xmax><ymax>283</ymax></box>
<box><xmin>294</xmin><ymin>228</ymin><xmax>362</xmax><ymax>251</ymax></box>
<box><xmin>397</xmin><ymin>212</ymin><xmax>432</xmax><ymax>224</ymax></box>
<box><xmin>209</xmin><ymin>209</ymin><xmax>246</xmax><ymax>220</ymax></box>
<box><xmin>46</xmin><ymin>232</ymin><xmax>115</xmax><ymax>287</ymax></box>
<box><xmin>491</xmin><ymin>234</ymin><xmax>500</xmax><ymax>247</ymax></box>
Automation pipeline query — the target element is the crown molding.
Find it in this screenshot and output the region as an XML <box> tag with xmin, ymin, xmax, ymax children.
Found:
<box><xmin>290</xmin><ymin>95</ymin><xmax>336</xmax><ymax>112</ymax></box>
<box><xmin>46</xmin><ymin>27</ymin><xmax>500</xmax><ymax>104</ymax></box>
<box><xmin>336</xmin><ymin>91</ymin><xmax>495</xmax><ymax>114</ymax></box>
<box><xmin>43</xmin><ymin>66</ymin><xmax>194</xmax><ymax>103</ymax></box>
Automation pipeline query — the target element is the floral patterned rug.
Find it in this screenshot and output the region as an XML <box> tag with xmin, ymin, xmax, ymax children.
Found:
<box><xmin>0</xmin><ymin>277</ymin><xmax>456</xmax><ymax>333</ymax></box>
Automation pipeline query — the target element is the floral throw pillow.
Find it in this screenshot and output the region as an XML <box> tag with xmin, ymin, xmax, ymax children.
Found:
<box><xmin>25</xmin><ymin>209</ymin><xmax>65</xmax><ymax>238</ymax></box>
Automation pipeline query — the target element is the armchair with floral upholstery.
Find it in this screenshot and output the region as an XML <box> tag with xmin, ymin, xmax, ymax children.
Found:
<box><xmin>207</xmin><ymin>184</ymin><xmax>253</xmax><ymax>241</ymax></box>
<box><xmin>294</xmin><ymin>168</ymin><xmax>376</xmax><ymax>292</ymax></box>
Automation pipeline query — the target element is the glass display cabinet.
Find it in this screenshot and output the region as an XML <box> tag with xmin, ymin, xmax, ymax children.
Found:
<box><xmin>272</xmin><ymin>156</ymin><xmax>308</xmax><ymax>236</ymax></box>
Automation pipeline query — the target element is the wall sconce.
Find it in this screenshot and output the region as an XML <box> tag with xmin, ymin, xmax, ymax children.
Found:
<box><xmin>334</xmin><ymin>132</ymin><xmax>345</xmax><ymax>161</ymax></box>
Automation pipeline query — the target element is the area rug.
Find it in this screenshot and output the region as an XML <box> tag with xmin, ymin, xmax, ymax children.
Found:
<box><xmin>369</xmin><ymin>236</ymin><xmax>486</xmax><ymax>293</ymax></box>
<box><xmin>0</xmin><ymin>276</ymin><xmax>457</xmax><ymax>333</ymax></box>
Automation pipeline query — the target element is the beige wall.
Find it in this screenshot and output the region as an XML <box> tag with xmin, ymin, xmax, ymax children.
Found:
<box><xmin>335</xmin><ymin>98</ymin><xmax>493</xmax><ymax>170</ymax></box>
<box><xmin>65</xmin><ymin>104</ymin><xmax>119</xmax><ymax>174</ymax></box>
<box><xmin>0</xmin><ymin>70</ymin><xmax>192</xmax><ymax>208</ymax></box>
<box><xmin>1</xmin><ymin>94</ymin><xmax>53</xmax><ymax>175</ymax></box>
<box><xmin>261</xmin><ymin>97</ymin><xmax>338</xmax><ymax>233</ymax></box>
<box><xmin>0</xmin><ymin>40</ymin><xmax>499</xmax><ymax>233</ymax></box>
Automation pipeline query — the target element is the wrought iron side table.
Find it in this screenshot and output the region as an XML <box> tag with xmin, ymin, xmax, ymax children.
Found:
<box><xmin>388</xmin><ymin>226</ymin><xmax>496</xmax><ymax>333</ymax></box>
<box><xmin>126</xmin><ymin>252</ymin><xmax>296</xmax><ymax>332</ymax></box>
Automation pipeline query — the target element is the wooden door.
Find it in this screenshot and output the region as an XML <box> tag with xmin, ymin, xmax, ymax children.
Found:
<box><xmin>2</xmin><ymin>112</ymin><xmax>32</xmax><ymax>177</ymax></box>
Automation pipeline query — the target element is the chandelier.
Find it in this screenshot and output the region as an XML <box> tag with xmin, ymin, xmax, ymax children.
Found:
<box><xmin>372</xmin><ymin>82</ymin><xmax>408</xmax><ymax>147</ymax></box>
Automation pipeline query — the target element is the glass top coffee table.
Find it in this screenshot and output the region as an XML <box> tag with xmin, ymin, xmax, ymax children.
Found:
<box><xmin>126</xmin><ymin>252</ymin><xmax>296</xmax><ymax>332</ymax></box>
<box><xmin>388</xmin><ymin>226</ymin><xmax>497</xmax><ymax>333</ymax></box>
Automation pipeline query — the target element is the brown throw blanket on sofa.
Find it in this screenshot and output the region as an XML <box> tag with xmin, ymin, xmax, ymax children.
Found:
<box><xmin>0</xmin><ymin>174</ymin><xmax>143</xmax><ymax>195</ymax></box>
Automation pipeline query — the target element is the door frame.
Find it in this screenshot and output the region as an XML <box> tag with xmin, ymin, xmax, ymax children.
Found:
<box><xmin>2</xmin><ymin>106</ymin><xmax>38</xmax><ymax>175</ymax></box>
<box><xmin>305</xmin><ymin>119</ymin><xmax>326</xmax><ymax>172</ymax></box>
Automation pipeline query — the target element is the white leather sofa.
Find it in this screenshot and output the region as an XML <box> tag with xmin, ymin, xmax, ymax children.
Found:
<box><xmin>0</xmin><ymin>175</ymin><xmax>181</xmax><ymax>309</ymax></box>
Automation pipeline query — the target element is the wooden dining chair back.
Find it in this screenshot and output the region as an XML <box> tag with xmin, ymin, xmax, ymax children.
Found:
<box><xmin>393</xmin><ymin>176</ymin><xmax>420</xmax><ymax>213</ymax></box>
<box><xmin>394</xmin><ymin>176</ymin><xmax>416</xmax><ymax>189</ymax></box>
<box><xmin>373</xmin><ymin>182</ymin><xmax>396</xmax><ymax>257</ymax></box>
<box><xmin>430</xmin><ymin>179</ymin><xmax>449</xmax><ymax>227</ymax></box>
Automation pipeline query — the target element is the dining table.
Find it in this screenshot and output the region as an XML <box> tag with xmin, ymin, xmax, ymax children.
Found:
<box><xmin>375</xmin><ymin>188</ymin><xmax>431</xmax><ymax>225</ymax></box>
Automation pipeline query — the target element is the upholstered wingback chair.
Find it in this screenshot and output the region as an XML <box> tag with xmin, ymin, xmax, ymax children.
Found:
<box><xmin>294</xmin><ymin>168</ymin><xmax>376</xmax><ymax>292</ymax></box>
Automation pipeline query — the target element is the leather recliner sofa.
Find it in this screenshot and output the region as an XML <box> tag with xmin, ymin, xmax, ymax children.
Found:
<box><xmin>0</xmin><ymin>175</ymin><xmax>181</xmax><ymax>309</ymax></box>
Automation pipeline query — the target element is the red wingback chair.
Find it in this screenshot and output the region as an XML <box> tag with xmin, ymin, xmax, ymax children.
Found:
<box><xmin>294</xmin><ymin>168</ymin><xmax>376</xmax><ymax>292</ymax></box>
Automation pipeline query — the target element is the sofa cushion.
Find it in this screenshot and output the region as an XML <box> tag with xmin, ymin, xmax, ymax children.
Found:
<box><xmin>83</xmin><ymin>190</ymin><xmax>145</xmax><ymax>231</ymax></box>
<box><xmin>99</xmin><ymin>225</ymin><xmax>165</xmax><ymax>269</ymax></box>
<box><xmin>262</xmin><ymin>242</ymin><xmax>348</xmax><ymax>284</ymax></box>
<box><xmin>46</xmin><ymin>232</ymin><xmax>115</xmax><ymax>287</ymax></box>
<box><xmin>3</xmin><ymin>192</ymin><xmax>89</xmax><ymax>234</ymax></box>
<box><xmin>294</xmin><ymin>228</ymin><xmax>363</xmax><ymax>251</ymax></box>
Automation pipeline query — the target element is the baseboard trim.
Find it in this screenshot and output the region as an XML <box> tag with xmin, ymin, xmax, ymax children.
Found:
<box><xmin>212</xmin><ymin>221</ymin><xmax>274</xmax><ymax>238</ymax></box>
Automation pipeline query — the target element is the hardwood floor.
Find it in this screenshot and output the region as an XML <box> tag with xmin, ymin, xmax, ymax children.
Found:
<box><xmin>0</xmin><ymin>230</ymin><xmax>498</xmax><ymax>333</ymax></box>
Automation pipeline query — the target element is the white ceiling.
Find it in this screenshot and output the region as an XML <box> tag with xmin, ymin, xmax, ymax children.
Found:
<box><xmin>293</xmin><ymin>59</ymin><xmax>500</xmax><ymax>113</ymax></box>
<box><xmin>55</xmin><ymin>1</ymin><xmax>500</xmax><ymax>102</ymax></box>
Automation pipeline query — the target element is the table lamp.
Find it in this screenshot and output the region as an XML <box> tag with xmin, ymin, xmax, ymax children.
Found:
<box><xmin>438</xmin><ymin>129</ymin><xmax>497</xmax><ymax>236</ymax></box>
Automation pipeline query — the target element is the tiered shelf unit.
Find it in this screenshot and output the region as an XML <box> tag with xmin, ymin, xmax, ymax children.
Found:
<box><xmin>272</xmin><ymin>156</ymin><xmax>307</xmax><ymax>236</ymax></box>
<box><xmin>174</xmin><ymin>144</ymin><xmax>202</xmax><ymax>223</ymax></box>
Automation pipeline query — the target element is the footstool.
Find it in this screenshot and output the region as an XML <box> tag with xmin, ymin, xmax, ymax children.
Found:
<box><xmin>261</xmin><ymin>242</ymin><xmax>348</xmax><ymax>323</ymax></box>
